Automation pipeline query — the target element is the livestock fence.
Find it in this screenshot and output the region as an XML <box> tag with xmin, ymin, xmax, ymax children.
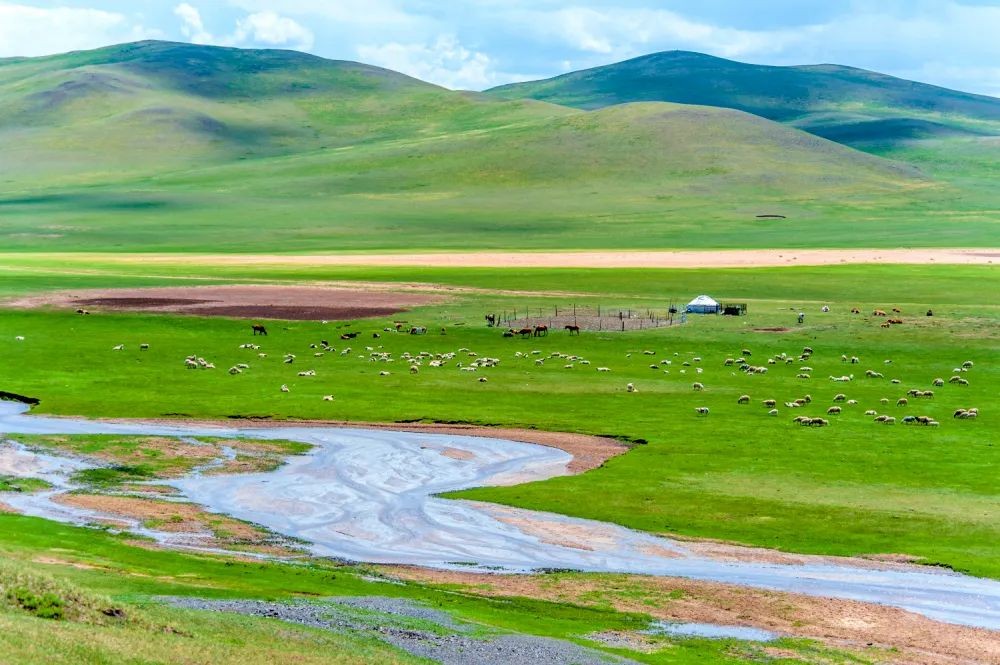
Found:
<box><xmin>486</xmin><ymin>305</ymin><xmax>683</xmax><ymax>333</ymax></box>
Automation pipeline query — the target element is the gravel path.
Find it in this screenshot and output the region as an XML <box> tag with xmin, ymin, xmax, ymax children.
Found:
<box><xmin>164</xmin><ymin>596</ymin><xmax>638</xmax><ymax>665</ymax></box>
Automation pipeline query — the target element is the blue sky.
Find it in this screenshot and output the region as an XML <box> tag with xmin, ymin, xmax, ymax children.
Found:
<box><xmin>2</xmin><ymin>1</ymin><xmax>999</xmax><ymax>96</ymax></box>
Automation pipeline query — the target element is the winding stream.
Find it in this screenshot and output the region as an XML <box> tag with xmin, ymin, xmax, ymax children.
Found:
<box><xmin>1</xmin><ymin>401</ymin><xmax>998</xmax><ymax>630</ymax></box>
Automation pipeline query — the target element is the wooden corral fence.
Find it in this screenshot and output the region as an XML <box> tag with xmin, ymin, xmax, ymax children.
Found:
<box><xmin>485</xmin><ymin>305</ymin><xmax>681</xmax><ymax>332</ymax></box>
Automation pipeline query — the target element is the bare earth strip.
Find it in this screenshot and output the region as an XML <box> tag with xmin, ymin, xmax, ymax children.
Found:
<box><xmin>5</xmin><ymin>284</ymin><xmax>443</xmax><ymax>320</ymax></box>
<box><xmin>386</xmin><ymin>567</ymin><xmax>1000</xmax><ymax>665</ymax></box>
<box><xmin>78</xmin><ymin>248</ymin><xmax>1000</xmax><ymax>268</ymax></box>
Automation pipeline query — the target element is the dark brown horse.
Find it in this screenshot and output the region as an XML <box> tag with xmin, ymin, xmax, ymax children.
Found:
<box><xmin>252</xmin><ymin>324</ymin><xmax>268</xmax><ymax>336</ymax></box>
<box><xmin>564</xmin><ymin>324</ymin><xmax>580</xmax><ymax>335</ymax></box>
<box><xmin>533</xmin><ymin>325</ymin><xmax>548</xmax><ymax>337</ymax></box>
<box><xmin>516</xmin><ymin>327</ymin><xmax>533</xmax><ymax>338</ymax></box>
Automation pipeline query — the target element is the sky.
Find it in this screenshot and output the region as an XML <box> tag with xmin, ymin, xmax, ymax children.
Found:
<box><xmin>1</xmin><ymin>1</ymin><xmax>999</xmax><ymax>97</ymax></box>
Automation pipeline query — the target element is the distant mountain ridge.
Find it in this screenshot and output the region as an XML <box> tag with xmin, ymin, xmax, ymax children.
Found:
<box><xmin>487</xmin><ymin>50</ymin><xmax>1000</xmax><ymax>146</ymax></box>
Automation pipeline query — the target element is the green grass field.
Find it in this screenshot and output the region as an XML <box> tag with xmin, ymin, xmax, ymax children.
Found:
<box><xmin>0</xmin><ymin>258</ymin><xmax>996</xmax><ymax>664</ymax></box>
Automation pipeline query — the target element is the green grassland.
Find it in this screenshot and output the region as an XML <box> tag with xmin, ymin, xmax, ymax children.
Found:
<box><xmin>1</xmin><ymin>41</ymin><xmax>998</xmax><ymax>252</ymax></box>
<box><xmin>487</xmin><ymin>50</ymin><xmax>1000</xmax><ymax>146</ymax></box>
<box><xmin>1</xmin><ymin>260</ymin><xmax>996</xmax><ymax>579</ymax></box>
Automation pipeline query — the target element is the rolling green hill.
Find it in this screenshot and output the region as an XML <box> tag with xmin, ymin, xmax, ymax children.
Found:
<box><xmin>0</xmin><ymin>41</ymin><xmax>995</xmax><ymax>251</ymax></box>
<box><xmin>487</xmin><ymin>50</ymin><xmax>1000</xmax><ymax>147</ymax></box>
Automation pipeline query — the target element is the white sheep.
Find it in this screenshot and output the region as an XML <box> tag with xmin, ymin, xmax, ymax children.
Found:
<box><xmin>768</xmin><ymin>409</ymin><xmax>779</xmax><ymax>416</ymax></box>
<box><xmin>597</xmin><ymin>367</ymin><xmax>611</xmax><ymax>372</ymax></box>
<box><xmin>322</xmin><ymin>395</ymin><xmax>334</xmax><ymax>401</ymax></box>
<box><xmin>14</xmin><ymin>336</ymin><xmax>24</xmax><ymax>341</ymax></box>
<box><xmin>112</xmin><ymin>344</ymin><xmax>124</xmax><ymax>351</ymax></box>
<box><xmin>695</xmin><ymin>406</ymin><xmax>709</xmax><ymax>415</ymax></box>
<box><xmin>692</xmin><ymin>382</ymin><xmax>704</xmax><ymax>391</ymax></box>
<box><xmin>626</xmin><ymin>383</ymin><xmax>637</xmax><ymax>393</ymax></box>
<box><xmin>379</xmin><ymin>371</ymin><xmax>390</xmax><ymax>377</ymax></box>
<box><xmin>228</xmin><ymin>366</ymin><xmax>242</xmax><ymax>375</ymax></box>
<box><xmin>280</xmin><ymin>384</ymin><xmax>290</xmax><ymax>392</ymax></box>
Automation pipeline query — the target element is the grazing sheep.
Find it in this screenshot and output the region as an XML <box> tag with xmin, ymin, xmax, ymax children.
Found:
<box><xmin>478</xmin><ymin>377</ymin><xmax>488</xmax><ymax>383</ymax></box>
<box><xmin>802</xmin><ymin>394</ymin><xmax>812</xmax><ymax>403</ymax></box>
<box><xmin>185</xmin><ymin>359</ymin><xmax>199</xmax><ymax>369</ymax></box>
<box><xmin>692</xmin><ymin>382</ymin><xmax>705</xmax><ymax>391</ymax></box>
<box><xmin>796</xmin><ymin>373</ymin><xmax>811</xmax><ymax>379</ymax></box>
<box><xmin>962</xmin><ymin>360</ymin><xmax>974</xmax><ymax>368</ymax></box>
<box><xmin>799</xmin><ymin>367</ymin><xmax>813</xmax><ymax>373</ymax></box>
<box><xmin>236</xmin><ymin>363</ymin><xmax>250</xmax><ymax>370</ymax></box>
<box><xmin>228</xmin><ymin>366</ymin><xmax>242</xmax><ymax>375</ymax></box>
<box><xmin>410</xmin><ymin>365</ymin><xmax>419</xmax><ymax>374</ymax></box>
<box><xmin>880</xmin><ymin>398</ymin><xmax>890</xmax><ymax>405</ymax></box>
<box><xmin>737</xmin><ymin>394</ymin><xmax>750</xmax><ymax>404</ymax></box>
<box><xmin>768</xmin><ymin>409</ymin><xmax>779</xmax><ymax>416</ymax></box>
<box><xmin>784</xmin><ymin>402</ymin><xmax>800</xmax><ymax>408</ymax></box>
<box><xmin>883</xmin><ymin>417</ymin><xmax>896</xmax><ymax>424</ymax></box>
<box><xmin>833</xmin><ymin>393</ymin><xmax>846</xmax><ymax>402</ymax></box>
<box><xmin>76</xmin><ymin>309</ymin><xmax>90</xmax><ymax>315</ymax></box>
<box><xmin>827</xmin><ymin>406</ymin><xmax>842</xmax><ymax>415</ymax></box>
<box><xmin>932</xmin><ymin>378</ymin><xmax>945</xmax><ymax>387</ymax></box>
<box><xmin>379</xmin><ymin>371</ymin><xmax>390</xmax><ymax>377</ymax></box>
<box><xmin>625</xmin><ymin>383</ymin><xmax>637</xmax><ymax>393</ymax></box>
<box><xmin>597</xmin><ymin>367</ymin><xmax>611</xmax><ymax>372</ymax></box>
<box><xmin>847</xmin><ymin>399</ymin><xmax>859</xmax><ymax>406</ymax></box>
<box><xmin>865</xmin><ymin>410</ymin><xmax>878</xmax><ymax>416</ymax></box>
<box><xmin>140</xmin><ymin>343</ymin><xmax>149</xmax><ymax>351</ymax></box>
<box><xmin>695</xmin><ymin>407</ymin><xmax>709</xmax><ymax>415</ymax></box>
<box><xmin>280</xmin><ymin>384</ymin><xmax>290</xmax><ymax>392</ymax></box>
<box><xmin>897</xmin><ymin>398</ymin><xmax>908</xmax><ymax>407</ymax></box>
<box><xmin>741</xmin><ymin>349</ymin><xmax>752</xmax><ymax>356</ymax></box>
<box><xmin>851</xmin><ymin>308</ymin><xmax>860</xmax><ymax>314</ymax></box>
<box><xmin>956</xmin><ymin>378</ymin><xmax>970</xmax><ymax>386</ymax></box>
<box><xmin>850</xmin><ymin>357</ymin><xmax>860</xmax><ymax>364</ymax></box>
<box><xmin>891</xmin><ymin>379</ymin><xmax>901</xmax><ymax>384</ymax></box>
<box><xmin>112</xmin><ymin>344</ymin><xmax>124</xmax><ymax>351</ymax></box>
<box><xmin>297</xmin><ymin>370</ymin><xmax>316</xmax><ymax>377</ymax></box>
<box><xmin>724</xmin><ymin>358</ymin><xmax>735</xmax><ymax>366</ymax></box>
<box><xmin>865</xmin><ymin>370</ymin><xmax>884</xmax><ymax>378</ymax></box>
<box><xmin>322</xmin><ymin>395</ymin><xmax>334</xmax><ymax>401</ymax></box>
<box><xmin>762</xmin><ymin>399</ymin><xmax>777</xmax><ymax>408</ymax></box>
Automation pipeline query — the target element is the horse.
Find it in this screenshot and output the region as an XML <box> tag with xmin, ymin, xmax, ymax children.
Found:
<box><xmin>251</xmin><ymin>324</ymin><xmax>268</xmax><ymax>336</ymax></box>
<box><xmin>516</xmin><ymin>327</ymin><xmax>533</xmax><ymax>338</ymax></box>
<box><xmin>564</xmin><ymin>324</ymin><xmax>580</xmax><ymax>335</ymax></box>
<box><xmin>533</xmin><ymin>325</ymin><xmax>548</xmax><ymax>337</ymax></box>
<box><xmin>485</xmin><ymin>313</ymin><xmax>497</xmax><ymax>328</ymax></box>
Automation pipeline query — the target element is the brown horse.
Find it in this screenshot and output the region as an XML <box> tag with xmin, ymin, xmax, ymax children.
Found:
<box><xmin>564</xmin><ymin>324</ymin><xmax>580</xmax><ymax>335</ymax></box>
<box><xmin>533</xmin><ymin>325</ymin><xmax>548</xmax><ymax>337</ymax></box>
<box><xmin>251</xmin><ymin>324</ymin><xmax>268</xmax><ymax>336</ymax></box>
<box><xmin>516</xmin><ymin>327</ymin><xmax>533</xmax><ymax>338</ymax></box>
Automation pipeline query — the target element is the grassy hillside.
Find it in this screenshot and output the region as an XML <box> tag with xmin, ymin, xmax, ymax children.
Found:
<box><xmin>6</xmin><ymin>41</ymin><xmax>996</xmax><ymax>252</ymax></box>
<box><xmin>487</xmin><ymin>50</ymin><xmax>1000</xmax><ymax>147</ymax></box>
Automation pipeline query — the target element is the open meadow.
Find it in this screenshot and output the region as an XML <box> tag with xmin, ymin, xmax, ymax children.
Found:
<box><xmin>0</xmin><ymin>253</ymin><xmax>997</xmax><ymax>664</ymax></box>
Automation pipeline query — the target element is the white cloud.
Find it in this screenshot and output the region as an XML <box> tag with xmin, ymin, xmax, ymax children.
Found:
<box><xmin>358</xmin><ymin>36</ymin><xmax>522</xmax><ymax>90</ymax></box>
<box><xmin>234</xmin><ymin>11</ymin><xmax>314</xmax><ymax>51</ymax></box>
<box><xmin>173</xmin><ymin>2</ymin><xmax>212</xmax><ymax>44</ymax></box>
<box><xmin>0</xmin><ymin>2</ymin><xmax>158</xmax><ymax>57</ymax></box>
<box><xmin>171</xmin><ymin>3</ymin><xmax>313</xmax><ymax>51</ymax></box>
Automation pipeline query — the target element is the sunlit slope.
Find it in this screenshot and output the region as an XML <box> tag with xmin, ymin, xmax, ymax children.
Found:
<box><xmin>0</xmin><ymin>40</ymin><xmax>563</xmax><ymax>184</ymax></box>
<box><xmin>1</xmin><ymin>41</ymin><xmax>982</xmax><ymax>252</ymax></box>
<box><xmin>488</xmin><ymin>50</ymin><xmax>1000</xmax><ymax>147</ymax></box>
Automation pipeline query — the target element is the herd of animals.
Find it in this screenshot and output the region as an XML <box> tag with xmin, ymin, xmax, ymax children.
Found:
<box><xmin>21</xmin><ymin>304</ymin><xmax>976</xmax><ymax>431</ymax></box>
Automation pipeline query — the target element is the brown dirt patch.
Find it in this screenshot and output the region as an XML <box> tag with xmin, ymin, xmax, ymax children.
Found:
<box><xmin>6</xmin><ymin>284</ymin><xmax>443</xmax><ymax>321</ymax></box>
<box><xmin>51</xmin><ymin>493</ymin><xmax>300</xmax><ymax>556</ymax></box>
<box><xmin>203</xmin><ymin>455</ymin><xmax>282</xmax><ymax>476</ymax></box>
<box><xmin>753</xmin><ymin>327</ymin><xmax>792</xmax><ymax>333</ymax></box>
<box><xmin>384</xmin><ymin>567</ymin><xmax>1000</xmax><ymax>665</ymax></box>
<box><xmin>0</xmin><ymin>501</ymin><xmax>19</xmax><ymax>514</ymax></box>
<box><xmin>32</xmin><ymin>556</ymin><xmax>103</xmax><ymax>571</ymax></box>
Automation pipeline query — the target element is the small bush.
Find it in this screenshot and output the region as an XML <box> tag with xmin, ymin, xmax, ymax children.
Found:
<box><xmin>8</xmin><ymin>587</ymin><xmax>65</xmax><ymax>620</ymax></box>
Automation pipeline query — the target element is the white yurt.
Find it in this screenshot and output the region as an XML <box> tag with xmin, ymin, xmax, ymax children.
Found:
<box><xmin>686</xmin><ymin>295</ymin><xmax>720</xmax><ymax>314</ymax></box>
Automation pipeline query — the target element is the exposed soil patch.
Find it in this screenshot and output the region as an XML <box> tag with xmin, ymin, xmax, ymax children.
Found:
<box><xmin>383</xmin><ymin>567</ymin><xmax>1000</xmax><ymax>665</ymax></box>
<box><xmin>75</xmin><ymin>297</ymin><xmax>213</xmax><ymax>308</ymax></box>
<box><xmin>52</xmin><ymin>493</ymin><xmax>301</xmax><ymax>556</ymax></box>
<box><xmin>6</xmin><ymin>284</ymin><xmax>443</xmax><ymax>321</ymax></box>
<box><xmin>0</xmin><ymin>501</ymin><xmax>18</xmax><ymax>514</ymax></box>
<box><xmin>753</xmin><ymin>327</ymin><xmax>791</xmax><ymax>333</ymax></box>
